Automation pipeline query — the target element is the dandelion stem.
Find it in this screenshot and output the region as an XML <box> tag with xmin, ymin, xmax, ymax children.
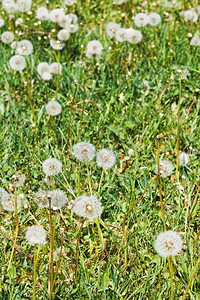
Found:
<box><xmin>194</xmin><ymin>230</ymin><xmax>200</xmax><ymax>254</ymax></box>
<box><xmin>54</xmin><ymin>51</ymin><xmax>60</xmax><ymax>103</ymax></box>
<box><xmin>33</xmin><ymin>245</ymin><xmax>37</xmax><ymax>300</ymax></box>
<box><xmin>97</xmin><ymin>169</ymin><xmax>104</xmax><ymax>198</ymax></box>
<box><xmin>78</xmin><ymin>71</ymin><xmax>86</xmax><ymax>139</ymax></box>
<box><xmin>96</xmin><ymin>218</ymin><xmax>104</xmax><ymax>247</ymax></box>
<box><xmin>168</xmin><ymin>256</ymin><xmax>174</xmax><ymax>300</ymax></box>
<box><xmin>75</xmin><ymin>219</ymin><xmax>85</xmax><ymax>282</ymax></box>
<box><xmin>176</xmin><ymin>79</ymin><xmax>182</xmax><ymax>179</ymax></box>
<box><xmin>182</xmin><ymin>256</ymin><xmax>200</xmax><ymax>300</ymax></box>
<box><xmin>68</xmin><ymin>84</ymin><xmax>78</xmax><ymax>146</ymax></box>
<box><xmin>123</xmin><ymin>176</ymin><xmax>156</xmax><ymax>266</ymax></box>
<box><xmin>25</xmin><ymin>59</ymin><xmax>37</xmax><ymax>128</ymax></box>
<box><xmin>157</xmin><ymin>143</ymin><xmax>167</xmax><ymax>231</ymax></box>
<box><xmin>48</xmin><ymin>197</ymin><xmax>54</xmax><ymax>300</ymax></box>
<box><xmin>86</xmin><ymin>162</ymin><xmax>93</xmax><ymax>195</ymax></box>
<box><xmin>7</xmin><ymin>187</ymin><xmax>19</xmax><ymax>271</ymax></box>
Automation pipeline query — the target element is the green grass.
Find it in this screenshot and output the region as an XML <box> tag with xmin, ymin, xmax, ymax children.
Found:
<box><xmin>0</xmin><ymin>0</ymin><xmax>199</xmax><ymax>299</ymax></box>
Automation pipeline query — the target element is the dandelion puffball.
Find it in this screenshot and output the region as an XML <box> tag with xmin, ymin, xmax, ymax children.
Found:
<box><xmin>72</xmin><ymin>142</ymin><xmax>96</xmax><ymax>162</ymax></box>
<box><xmin>155</xmin><ymin>159</ymin><xmax>174</xmax><ymax>177</ymax></box>
<box><xmin>72</xmin><ymin>195</ymin><xmax>103</xmax><ymax>220</ymax></box>
<box><xmin>42</xmin><ymin>158</ymin><xmax>62</xmax><ymax>176</ymax></box>
<box><xmin>9</xmin><ymin>55</ymin><xmax>26</xmax><ymax>71</ymax></box>
<box><xmin>86</xmin><ymin>40</ymin><xmax>103</xmax><ymax>59</ymax></box>
<box><xmin>25</xmin><ymin>225</ymin><xmax>46</xmax><ymax>246</ymax></box>
<box><xmin>155</xmin><ymin>231</ymin><xmax>183</xmax><ymax>257</ymax></box>
<box><xmin>96</xmin><ymin>149</ymin><xmax>116</xmax><ymax>169</ymax></box>
<box><xmin>46</xmin><ymin>100</ymin><xmax>62</xmax><ymax>116</ymax></box>
<box><xmin>1</xmin><ymin>31</ymin><xmax>14</xmax><ymax>44</ymax></box>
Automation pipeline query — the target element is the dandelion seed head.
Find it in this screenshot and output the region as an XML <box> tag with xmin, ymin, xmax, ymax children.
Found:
<box><xmin>46</xmin><ymin>190</ymin><xmax>67</xmax><ymax>210</ymax></box>
<box><xmin>17</xmin><ymin>40</ymin><xmax>33</xmax><ymax>55</ymax></box>
<box><xmin>72</xmin><ymin>142</ymin><xmax>96</xmax><ymax>162</ymax></box>
<box><xmin>58</xmin><ymin>15</ymin><xmax>72</xmax><ymax>28</ymax></box>
<box><xmin>86</xmin><ymin>40</ymin><xmax>103</xmax><ymax>59</ymax></box>
<box><xmin>134</xmin><ymin>13</ymin><xmax>149</xmax><ymax>27</ymax></box>
<box><xmin>155</xmin><ymin>159</ymin><xmax>174</xmax><ymax>177</ymax></box>
<box><xmin>57</xmin><ymin>29</ymin><xmax>70</xmax><ymax>41</ymax></box>
<box><xmin>1</xmin><ymin>193</ymin><xmax>21</xmax><ymax>211</ymax></box>
<box><xmin>37</xmin><ymin>62</ymin><xmax>50</xmax><ymax>75</ymax></box>
<box><xmin>116</xmin><ymin>27</ymin><xmax>127</xmax><ymax>42</ymax></box>
<box><xmin>105</xmin><ymin>22</ymin><xmax>120</xmax><ymax>38</ymax></box>
<box><xmin>15</xmin><ymin>18</ymin><xmax>23</xmax><ymax>26</ymax></box>
<box><xmin>0</xmin><ymin>18</ymin><xmax>5</xmax><ymax>28</ymax></box>
<box><xmin>125</xmin><ymin>28</ymin><xmax>142</xmax><ymax>44</ymax></box>
<box><xmin>54</xmin><ymin>246</ymin><xmax>66</xmax><ymax>261</ymax></box>
<box><xmin>190</xmin><ymin>35</ymin><xmax>200</xmax><ymax>46</ymax></box>
<box><xmin>41</xmin><ymin>71</ymin><xmax>52</xmax><ymax>81</ymax></box>
<box><xmin>9</xmin><ymin>55</ymin><xmax>26</xmax><ymax>71</ymax></box>
<box><xmin>64</xmin><ymin>0</ymin><xmax>76</xmax><ymax>5</ymax></box>
<box><xmin>65</xmin><ymin>23</ymin><xmax>79</xmax><ymax>33</ymax></box>
<box><xmin>50</xmin><ymin>39</ymin><xmax>64</xmax><ymax>50</ymax></box>
<box><xmin>49</xmin><ymin>62</ymin><xmax>62</xmax><ymax>74</ymax></box>
<box><xmin>179</xmin><ymin>152</ymin><xmax>191</xmax><ymax>166</ymax></box>
<box><xmin>25</xmin><ymin>225</ymin><xmax>46</xmax><ymax>246</ymax></box>
<box><xmin>96</xmin><ymin>149</ymin><xmax>116</xmax><ymax>169</ymax></box>
<box><xmin>46</xmin><ymin>100</ymin><xmax>62</xmax><ymax>116</ymax></box>
<box><xmin>148</xmin><ymin>13</ymin><xmax>161</xmax><ymax>26</ymax></box>
<box><xmin>72</xmin><ymin>195</ymin><xmax>103</xmax><ymax>220</ymax></box>
<box><xmin>155</xmin><ymin>231</ymin><xmax>183</xmax><ymax>257</ymax></box>
<box><xmin>17</xmin><ymin>0</ymin><xmax>32</xmax><ymax>12</ymax></box>
<box><xmin>2</xmin><ymin>0</ymin><xmax>17</xmax><ymax>13</ymax></box>
<box><xmin>42</xmin><ymin>158</ymin><xmax>62</xmax><ymax>176</ymax></box>
<box><xmin>11</xmin><ymin>173</ymin><xmax>25</xmax><ymax>187</ymax></box>
<box><xmin>1</xmin><ymin>31</ymin><xmax>14</xmax><ymax>44</ymax></box>
<box><xmin>49</xmin><ymin>8</ymin><xmax>65</xmax><ymax>23</ymax></box>
<box><xmin>36</xmin><ymin>7</ymin><xmax>49</xmax><ymax>21</ymax></box>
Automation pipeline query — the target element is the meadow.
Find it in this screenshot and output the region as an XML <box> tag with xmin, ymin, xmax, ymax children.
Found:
<box><xmin>0</xmin><ymin>0</ymin><xmax>199</xmax><ymax>299</ymax></box>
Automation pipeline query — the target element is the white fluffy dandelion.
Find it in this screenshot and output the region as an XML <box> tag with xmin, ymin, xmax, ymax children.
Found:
<box><xmin>1</xmin><ymin>31</ymin><xmax>14</xmax><ymax>44</ymax></box>
<box><xmin>86</xmin><ymin>40</ymin><xmax>103</xmax><ymax>59</ymax></box>
<box><xmin>25</xmin><ymin>225</ymin><xmax>46</xmax><ymax>246</ymax></box>
<box><xmin>36</xmin><ymin>7</ymin><xmax>49</xmax><ymax>21</ymax></box>
<box><xmin>155</xmin><ymin>231</ymin><xmax>183</xmax><ymax>258</ymax></box>
<box><xmin>72</xmin><ymin>142</ymin><xmax>96</xmax><ymax>162</ymax></box>
<box><xmin>58</xmin><ymin>15</ymin><xmax>72</xmax><ymax>28</ymax></box>
<box><xmin>65</xmin><ymin>23</ymin><xmax>79</xmax><ymax>33</ymax></box>
<box><xmin>17</xmin><ymin>0</ymin><xmax>32</xmax><ymax>12</ymax></box>
<box><xmin>155</xmin><ymin>159</ymin><xmax>174</xmax><ymax>177</ymax></box>
<box><xmin>49</xmin><ymin>8</ymin><xmax>65</xmax><ymax>23</ymax></box>
<box><xmin>16</xmin><ymin>40</ymin><xmax>33</xmax><ymax>55</ymax></box>
<box><xmin>12</xmin><ymin>173</ymin><xmax>25</xmax><ymax>187</ymax></box>
<box><xmin>72</xmin><ymin>195</ymin><xmax>103</xmax><ymax>220</ymax></box>
<box><xmin>116</xmin><ymin>28</ymin><xmax>127</xmax><ymax>42</ymax></box>
<box><xmin>9</xmin><ymin>55</ymin><xmax>26</xmax><ymax>71</ymax></box>
<box><xmin>41</xmin><ymin>71</ymin><xmax>52</xmax><ymax>81</ymax></box>
<box><xmin>190</xmin><ymin>35</ymin><xmax>200</xmax><ymax>46</ymax></box>
<box><xmin>46</xmin><ymin>190</ymin><xmax>67</xmax><ymax>210</ymax></box>
<box><xmin>134</xmin><ymin>13</ymin><xmax>149</xmax><ymax>27</ymax></box>
<box><xmin>1</xmin><ymin>193</ymin><xmax>21</xmax><ymax>211</ymax></box>
<box><xmin>2</xmin><ymin>0</ymin><xmax>17</xmax><ymax>13</ymax></box>
<box><xmin>42</xmin><ymin>158</ymin><xmax>62</xmax><ymax>176</ymax></box>
<box><xmin>0</xmin><ymin>18</ymin><xmax>5</xmax><ymax>28</ymax></box>
<box><xmin>46</xmin><ymin>100</ymin><xmax>62</xmax><ymax>116</ymax></box>
<box><xmin>179</xmin><ymin>152</ymin><xmax>191</xmax><ymax>166</ymax></box>
<box><xmin>50</xmin><ymin>39</ymin><xmax>64</xmax><ymax>50</ymax></box>
<box><xmin>57</xmin><ymin>29</ymin><xmax>70</xmax><ymax>41</ymax></box>
<box><xmin>96</xmin><ymin>149</ymin><xmax>116</xmax><ymax>169</ymax></box>
<box><xmin>105</xmin><ymin>22</ymin><xmax>120</xmax><ymax>38</ymax></box>
<box><xmin>148</xmin><ymin>13</ymin><xmax>161</xmax><ymax>26</ymax></box>
<box><xmin>34</xmin><ymin>190</ymin><xmax>49</xmax><ymax>208</ymax></box>
<box><xmin>37</xmin><ymin>62</ymin><xmax>50</xmax><ymax>76</ymax></box>
<box><xmin>49</xmin><ymin>62</ymin><xmax>62</xmax><ymax>74</ymax></box>
<box><xmin>15</xmin><ymin>18</ymin><xmax>23</xmax><ymax>26</ymax></box>
<box><xmin>64</xmin><ymin>0</ymin><xmax>76</xmax><ymax>5</ymax></box>
<box><xmin>125</xmin><ymin>28</ymin><xmax>142</xmax><ymax>44</ymax></box>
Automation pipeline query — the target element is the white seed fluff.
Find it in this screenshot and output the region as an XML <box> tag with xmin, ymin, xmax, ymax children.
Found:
<box><xmin>96</xmin><ymin>149</ymin><xmax>116</xmax><ymax>169</ymax></box>
<box><xmin>9</xmin><ymin>55</ymin><xmax>26</xmax><ymax>71</ymax></box>
<box><xmin>72</xmin><ymin>195</ymin><xmax>103</xmax><ymax>220</ymax></box>
<box><xmin>41</xmin><ymin>71</ymin><xmax>52</xmax><ymax>81</ymax></box>
<box><xmin>1</xmin><ymin>31</ymin><xmax>14</xmax><ymax>44</ymax></box>
<box><xmin>57</xmin><ymin>29</ymin><xmax>70</xmax><ymax>41</ymax></box>
<box><xmin>46</xmin><ymin>100</ymin><xmax>62</xmax><ymax>116</ymax></box>
<box><xmin>49</xmin><ymin>9</ymin><xmax>65</xmax><ymax>23</ymax></box>
<box><xmin>125</xmin><ymin>28</ymin><xmax>142</xmax><ymax>44</ymax></box>
<box><xmin>46</xmin><ymin>190</ymin><xmax>67</xmax><ymax>210</ymax></box>
<box><xmin>116</xmin><ymin>28</ymin><xmax>127</xmax><ymax>42</ymax></box>
<box><xmin>50</xmin><ymin>39</ymin><xmax>64</xmax><ymax>50</ymax></box>
<box><xmin>134</xmin><ymin>13</ymin><xmax>149</xmax><ymax>27</ymax></box>
<box><xmin>105</xmin><ymin>22</ymin><xmax>120</xmax><ymax>38</ymax></box>
<box><xmin>42</xmin><ymin>158</ymin><xmax>62</xmax><ymax>176</ymax></box>
<box><xmin>2</xmin><ymin>0</ymin><xmax>17</xmax><ymax>14</ymax></box>
<box><xmin>49</xmin><ymin>62</ymin><xmax>62</xmax><ymax>74</ymax></box>
<box><xmin>64</xmin><ymin>0</ymin><xmax>77</xmax><ymax>6</ymax></box>
<box><xmin>155</xmin><ymin>231</ymin><xmax>183</xmax><ymax>258</ymax></box>
<box><xmin>86</xmin><ymin>40</ymin><xmax>103</xmax><ymax>59</ymax></box>
<box><xmin>36</xmin><ymin>7</ymin><xmax>49</xmax><ymax>21</ymax></box>
<box><xmin>72</xmin><ymin>142</ymin><xmax>96</xmax><ymax>162</ymax></box>
<box><xmin>190</xmin><ymin>35</ymin><xmax>200</xmax><ymax>46</ymax></box>
<box><xmin>148</xmin><ymin>13</ymin><xmax>161</xmax><ymax>26</ymax></box>
<box><xmin>155</xmin><ymin>159</ymin><xmax>174</xmax><ymax>177</ymax></box>
<box><xmin>16</xmin><ymin>40</ymin><xmax>33</xmax><ymax>55</ymax></box>
<box><xmin>25</xmin><ymin>225</ymin><xmax>46</xmax><ymax>246</ymax></box>
<box><xmin>179</xmin><ymin>152</ymin><xmax>190</xmax><ymax>166</ymax></box>
<box><xmin>1</xmin><ymin>193</ymin><xmax>21</xmax><ymax>212</ymax></box>
<box><xmin>37</xmin><ymin>62</ymin><xmax>50</xmax><ymax>75</ymax></box>
<box><xmin>17</xmin><ymin>0</ymin><xmax>32</xmax><ymax>12</ymax></box>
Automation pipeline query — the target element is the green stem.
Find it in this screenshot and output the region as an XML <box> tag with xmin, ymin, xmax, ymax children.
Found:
<box><xmin>75</xmin><ymin>219</ymin><xmax>84</xmax><ymax>282</ymax></box>
<box><xmin>168</xmin><ymin>256</ymin><xmax>174</xmax><ymax>300</ymax></box>
<box><xmin>25</xmin><ymin>59</ymin><xmax>37</xmax><ymax>127</ymax></box>
<box><xmin>48</xmin><ymin>198</ymin><xmax>54</xmax><ymax>300</ymax></box>
<box><xmin>96</xmin><ymin>218</ymin><xmax>104</xmax><ymax>247</ymax></box>
<box><xmin>182</xmin><ymin>256</ymin><xmax>200</xmax><ymax>300</ymax></box>
<box><xmin>68</xmin><ymin>84</ymin><xmax>78</xmax><ymax>146</ymax></box>
<box><xmin>157</xmin><ymin>143</ymin><xmax>167</xmax><ymax>231</ymax></box>
<box><xmin>176</xmin><ymin>79</ymin><xmax>182</xmax><ymax>179</ymax></box>
<box><xmin>86</xmin><ymin>162</ymin><xmax>93</xmax><ymax>195</ymax></box>
<box><xmin>50</xmin><ymin>115</ymin><xmax>59</xmax><ymax>142</ymax></box>
<box><xmin>78</xmin><ymin>69</ymin><xmax>86</xmax><ymax>138</ymax></box>
<box><xmin>97</xmin><ymin>169</ymin><xmax>104</xmax><ymax>198</ymax></box>
<box><xmin>33</xmin><ymin>245</ymin><xmax>37</xmax><ymax>300</ymax></box>
<box><xmin>55</xmin><ymin>51</ymin><xmax>60</xmax><ymax>103</ymax></box>
<box><xmin>7</xmin><ymin>187</ymin><xmax>18</xmax><ymax>271</ymax></box>
<box><xmin>123</xmin><ymin>176</ymin><xmax>156</xmax><ymax>266</ymax></box>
